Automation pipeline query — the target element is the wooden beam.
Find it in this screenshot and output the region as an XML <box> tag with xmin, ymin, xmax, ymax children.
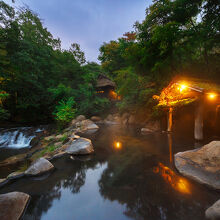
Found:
<box><xmin>194</xmin><ymin>99</ymin><xmax>204</xmax><ymax>140</ymax></box>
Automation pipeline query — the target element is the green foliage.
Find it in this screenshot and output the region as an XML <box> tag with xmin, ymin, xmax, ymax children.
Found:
<box><xmin>59</xmin><ymin>134</ymin><xmax>68</xmax><ymax>143</ymax></box>
<box><xmin>53</xmin><ymin>97</ymin><xmax>76</xmax><ymax>126</ymax></box>
<box><xmin>0</xmin><ymin>2</ymin><xmax>108</xmax><ymax>123</ymax></box>
<box><xmin>38</xmin><ymin>145</ymin><xmax>59</xmax><ymax>158</ymax></box>
<box><xmin>18</xmin><ymin>161</ymin><xmax>30</xmax><ymax>172</ymax></box>
<box><xmin>76</xmin><ymin>83</ymin><xmax>110</xmax><ymax>116</ymax></box>
<box><xmin>99</xmin><ymin>0</ymin><xmax>220</xmax><ymax>116</ymax></box>
<box><xmin>0</xmin><ymin>107</ymin><xmax>10</xmax><ymax>120</ymax></box>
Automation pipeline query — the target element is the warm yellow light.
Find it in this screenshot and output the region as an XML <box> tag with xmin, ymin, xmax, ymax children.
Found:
<box><xmin>153</xmin><ymin>163</ymin><xmax>191</xmax><ymax>194</ymax></box>
<box><xmin>114</xmin><ymin>141</ymin><xmax>121</xmax><ymax>149</ymax></box>
<box><xmin>177</xmin><ymin>84</ymin><xmax>187</xmax><ymax>93</ymax></box>
<box><xmin>179</xmin><ymin>84</ymin><xmax>187</xmax><ymax>92</ymax></box>
<box><xmin>208</xmin><ymin>93</ymin><xmax>216</xmax><ymax>100</ymax></box>
<box><xmin>180</xmin><ymin>84</ymin><xmax>187</xmax><ymax>90</ymax></box>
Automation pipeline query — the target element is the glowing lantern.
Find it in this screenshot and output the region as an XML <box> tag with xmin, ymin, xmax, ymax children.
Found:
<box><xmin>114</xmin><ymin>141</ymin><xmax>122</xmax><ymax>149</ymax></box>
<box><xmin>208</xmin><ymin>93</ymin><xmax>216</xmax><ymax>100</ymax></box>
<box><xmin>179</xmin><ymin>84</ymin><xmax>187</xmax><ymax>92</ymax></box>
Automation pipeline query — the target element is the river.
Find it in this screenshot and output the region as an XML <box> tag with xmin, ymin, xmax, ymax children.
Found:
<box><xmin>0</xmin><ymin>124</ymin><xmax>219</xmax><ymax>220</ymax></box>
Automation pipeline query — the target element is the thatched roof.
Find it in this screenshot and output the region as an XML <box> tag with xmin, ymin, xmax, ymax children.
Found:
<box><xmin>96</xmin><ymin>74</ymin><xmax>116</xmax><ymax>88</ymax></box>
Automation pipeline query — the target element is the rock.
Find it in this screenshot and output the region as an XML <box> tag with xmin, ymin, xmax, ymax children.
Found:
<box><xmin>0</xmin><ymin>154</ymin><xmax>26</xmax><ymax>167</ymax></box>
<box><xmin>106</xmin><ymin>114</ymin><xmax>114</xmax><ymax>121</ymax></box>
<box><xmin>54</xmin><ymin>142</ymin><xmax>63</xmax><ymax>147</ymax></box>
<box><xmin>71</xmin><ymin>134</ymin><xmax>80</xmax><ymax>139</ymax></box>
<box><xmin>44</xmin><ymin>135</ymin><xmax>55</xmax><ymax>141</ymax></box>
<box><xmin>104</xmin><ymin>114</ymin><xmax>121</xmax><ymax>125</ymax></box>
<box><xmin>77</xmin><ymin>119</ymin><xmax>99</xmax><ymax>132</ymax></box>
<box><xmin>49</xmin><ymin>152</ymin><xmax>67</xmax><ymax>160</ymax></box>
<box><xmin>0</xmin><ymin>179</ymin><xmax>9</xmax><ymax>188</ymax></box>
<box><xmin>30</xmin><ymin>136</ymin><xmax>40</xmax><ymax>147</ymax></box>
<box><xmin>174</xmin><ymin>141</ymin><xmax>220</xmax><ymax>189</ymax></box>
<box><xmin>142</xmin><ymin>120</ymin><xmax>160</xmax><ymax>133</ymax></box>
<box><xmin>0</xmin><ymin>192</ymin><xmax>30</xmax><ymax>220</ymax></box>
<box><xmin>120</xmin><ymin>113</ymin><xmax>130</xmax><ymax>125</ymax></box>
<box><xmin>70</xmin><ymin>155</ymin><xmax>93</xmax><ymax>161</ymax></box>
<box><xmin>65</xmin><ymin>138</ymin><xmax>94</xmax><ymax>155</ymax></box>
<box><xmin>91</xmin><ymin>116</ymin><xmax>101</xmax><ymax>122</ymax></box>
<box><xmin>55</xmin><ymin>134</ymin><xmax>64</xmax><ymax>139</ymax></box>
<box><xmin>25</xmin><ymin>157</ymin><xmax>54</xmax><ymax>176</ymax></box>
<box><xmin>128</xmin><ymin>115</ymin><xmax>136</xmax><ymax>124</ymax></box>
<box><xmin>122</xmin><ymin>112</ymin><xmax>129</xmax><ymax>120</ymax></box>
<box><xmin>70</xmin><ymin>119</ymin><xmax>77</xmax><ymax>126</ymax></box>
<box><xmin>7</xmin><ymin>171</ymin><xmax>24</xmax><ymax>180</ymax></box>
<box><xmin>141</xmin><ymin>128</ymin><xmax>154</xmax><ymax>133</ymax></box>
<box><xmin>76</xmin><ymin>115</ymin><xmax>86</xmax><ymax>121</ymax></box>
<box><xmin>206</xmin><ymin>199</ymin><xmax>220</xmax><ymax>219</ymax></box>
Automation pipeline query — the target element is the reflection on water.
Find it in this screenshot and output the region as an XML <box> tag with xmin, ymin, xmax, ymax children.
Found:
<box><xmin>168</xmin><ymin>133</ymin><xmax>173</xmax><ymax>163</ymax></box>
<box><xmin>114</xmin><ymin>141</ymin><xmax>122</xmax><ymax>150</ymax></box>
<box><xmin>0</xmin><ymin>125</ymin><xmax>219</xmax><ymax>220</ymax></box>
<box><xmin>153</xmin><ymin>162</ymin><xmax>191</xmax><ymax>194</ymax></box>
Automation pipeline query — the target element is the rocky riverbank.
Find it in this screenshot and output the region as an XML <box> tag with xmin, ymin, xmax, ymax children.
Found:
<box><xmin>1</xmin><ymin>114</ymin><xmax>220</xmax><ymax>219</ymax></box>
<box><xmin>175</xmin><ymin>141</ymin><xmax>220</xmax><ymax>219</ymax></box>
<box><xmin>0</xmin><ymin>115</ymin><xmax>99</xmax><ymax>219</ymax></box>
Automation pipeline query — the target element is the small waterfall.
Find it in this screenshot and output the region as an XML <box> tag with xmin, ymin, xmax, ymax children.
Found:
<box><xmin>0</xmin><ymin>127</ymin><xmax>44</xmax><ymax>149</ymax></box>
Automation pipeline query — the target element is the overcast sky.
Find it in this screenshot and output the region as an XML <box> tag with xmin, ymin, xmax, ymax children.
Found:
<box><xmin>4</xmin><ymin>0</ymin><xmax>151</xmax><ymax>62</ymax></box>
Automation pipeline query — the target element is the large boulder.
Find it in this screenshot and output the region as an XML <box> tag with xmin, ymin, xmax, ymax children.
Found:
<box><xmin>0</xmin><ymin>179</ymin><xmax>8</xmax><ymax>188</ymax></box>
<box><xmin>206</xmin><ymin>199</ymin><xmax>220</xmax><ymax>220</ymax></box>
<box><xmin>7</xmin><ymin>171</ymin><xmax>24</xmax><ymax>180</ymax></box>
<box><xmin>76</xmin><ymin>115</ymin><xmax>86</xmax><ymax>121</ymax></box>
<box><xmin>69</xmin><ymin>115</ymin><xmax>86</xmax><ymax>127</ymax></box>
<box><xmin>91</xmin><ymin>116</ymin><xmax>102</xmax><ymax>122</ymax></box>
<box><xmin>25</xmin><ymin>157</ymin><xmax>54</xmax><ymax>176</ymax></box>
<box><xmin>76</xmin><ymin>119</ymin><xmax>99</xmax><ymax>132</ymax></box>
<box><xmin>174</xmin><ymin>141</ymin><xmax>220</xmax><ymax>189</ymax></box>
<box><xmin>104</xmin><ymin>114</ymin><xmax>121</xmax><ymax>125</ymax></box>
<box><xmin>0</xmin><ymin>192</ymin><xmax>30</xmax><ymax>220</ymax></box>
<box><xmin>65</xmin><ymin>138</ymin><xmax>94</xmax><ymax>155</ymax></box>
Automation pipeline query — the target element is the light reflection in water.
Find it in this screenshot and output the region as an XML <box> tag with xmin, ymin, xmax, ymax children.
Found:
<box><xmin>168</xmin><ymin>133</ymin><xmax>173</xmax><ymax>163</ymax></box>
<box><xmin>153</xmin><ymin>163</ymin><xmax>191</xmax><ymax>194</ymax></box>
<box><xmin>114</xmin><ymin>141</ymin><xmax>122</xmax><ymax>149</ymax></box>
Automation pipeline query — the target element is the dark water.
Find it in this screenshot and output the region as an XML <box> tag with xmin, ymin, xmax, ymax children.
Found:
<box><xmin>0</xmin><ymin>125</ymin><xmax>219</xmax><ymax>220</ymax></box>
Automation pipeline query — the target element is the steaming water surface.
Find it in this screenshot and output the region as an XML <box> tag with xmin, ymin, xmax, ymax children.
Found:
<box><xmin>0</xmin><ymin>125</ymin><xmax>219</xmax><ymax>220</ymax></box>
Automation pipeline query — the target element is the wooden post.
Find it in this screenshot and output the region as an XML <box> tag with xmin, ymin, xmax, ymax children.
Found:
<box><xmin>194</xmin><ymin>99</ymin><xmax>204</xmax><ymax>140</ymax></box>
<box><xmin>167</xmin><ymin>107</ymin><xmax>173</xmax><ymax>132</ymax></box>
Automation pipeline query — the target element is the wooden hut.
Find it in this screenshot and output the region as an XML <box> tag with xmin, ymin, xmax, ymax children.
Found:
<box><xmin>96</xmin><ymin>74</ymin><xmax>119</xmax><ymax>100</ymax></box>
<box><xmin>154</xmin><ymin>78</ymin><xmax>220</xmax><ymax>140</ymax></box>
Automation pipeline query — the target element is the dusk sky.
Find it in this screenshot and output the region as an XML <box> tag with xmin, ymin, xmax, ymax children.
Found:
<box><xmin>5</xmin><ymin>0</ymin><xmax>151</xmax><ymax>62</ymax></box>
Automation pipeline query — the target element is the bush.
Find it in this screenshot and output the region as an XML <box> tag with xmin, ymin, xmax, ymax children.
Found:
<box><xmin>53</xmin><ymin>97</ymin><xmax>76</xmax><ymax>128</ymax></box>
<box><xmin>0</xmin><ymin>107</ymin><xmax>10</xmax><ymax>121</ymax></box>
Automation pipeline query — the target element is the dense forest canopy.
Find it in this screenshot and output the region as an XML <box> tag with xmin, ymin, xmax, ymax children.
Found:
<box><xmin>99</xmin><ymin>0</ymin><xmax>220</xmax><ymax>116</ymax></box>
<box><xmin>0</xmin><ymin>1</ymin><xmax>109</xmax><ymax>124</ymax></box>
<box><xmin>0</xmin><ymin>0</ymin><xmax>219</xmax><ymax>124</ymax></box>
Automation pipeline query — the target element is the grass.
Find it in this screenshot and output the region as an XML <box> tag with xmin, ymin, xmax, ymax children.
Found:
<box><xmin>39</xmin><ymin>145</ymin><xmax>58</xmax><ymax>157</ymax></box>
<box><xmin>31</xmin><ymin>144</ymin><xmax>61</xmax><ymax>160</ymax></box>
<box><xmin>18</xmin><ymin>161</ymin><xmax>30</xmax><ymax>172</ymax></box>
<box><xmin>59</xmin><ymin>134</ymin><xmax>68</xmax><ymax>142</ymax></box>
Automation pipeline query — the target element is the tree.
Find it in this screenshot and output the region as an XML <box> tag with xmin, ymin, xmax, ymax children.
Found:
<box><xmin>69</xmin><ymin>43</ymin><xmax>86</xmax><ymax>65</ymax></box>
